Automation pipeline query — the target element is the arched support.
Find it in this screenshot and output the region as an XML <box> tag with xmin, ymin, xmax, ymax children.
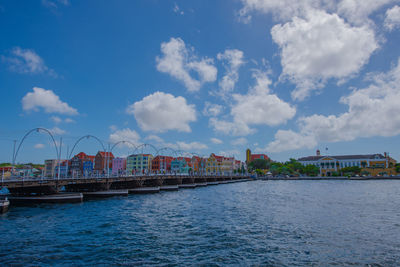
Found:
<box><xmin>68</xmin><ymin>135</ymin><xmax>106</xmax><ymax>159</ymax></box>
<box><xmin>13</xmin><ymin>128</ymin><xmax>59</xmax><ymax>167</ymax></box>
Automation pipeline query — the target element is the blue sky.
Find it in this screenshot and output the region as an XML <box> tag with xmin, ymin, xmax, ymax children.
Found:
<box><xmin>1</xmin><ymin>0</ymin><xmax>400</xmax><ymax>164</ymax></box>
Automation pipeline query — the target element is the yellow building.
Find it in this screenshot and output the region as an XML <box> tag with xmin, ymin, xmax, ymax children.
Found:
<box><xmin>206</xmin><ymin>153</ymin><xmax>222</xmax><ymax>174</ymax></box>
<box><xmin>298</xmin><ymin>153</ymin><xmax>396</xmax><ymax>176</ymax></box>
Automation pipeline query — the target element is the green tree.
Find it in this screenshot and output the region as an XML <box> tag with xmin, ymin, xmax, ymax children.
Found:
<box><xmin>341</xmin><ymin>166</ymin><xmax>361</xmax><ymax>175</ymax></box>
<box><xmin>303</xmin><ymin>165</ymin><xmax>319</xmax><ymax>176</ymax></box>
<box><xmin>248</xmin><ymin>159</ymin><xmax>270</xmax><ymax>171</ymax></box>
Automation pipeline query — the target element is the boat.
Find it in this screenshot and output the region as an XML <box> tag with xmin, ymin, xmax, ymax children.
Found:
<box><xmin>0</xmin><ymin>198</ymin><xmax>10</xmax><ymax>213</ymax></box>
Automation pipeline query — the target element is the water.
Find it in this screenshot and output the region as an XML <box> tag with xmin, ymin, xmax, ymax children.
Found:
<box><xmin>1</xmin><ymin>180</ymin><xmax>400</xmax><ymax>266</ymax></box>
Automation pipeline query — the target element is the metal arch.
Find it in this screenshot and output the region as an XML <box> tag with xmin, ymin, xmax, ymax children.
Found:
<box><xmin>132</xmin><ymin>143</ymin><xmax>159</xmax><ymax>155</ymax></box>
<box><xmin>110</xmin><ymin>140</ymin><xmax>138</xmax><ymax>153</ymax></box>
<box><xmin>68</xmin><ymin>135</ymin><xmax>106</xmax><ymax>159</ymax></box>
<box><xmin>13</xmin><ymin>128</ymin><xmax>59</xmax><ymax>165</ymax></box>
<box><xmin>175</xmin><ymin>150</ymin><xmax>193</xmax><ymax>158</ymax></box>
<box><xmin>156</xmin><ymin>147</ymin><xmax>179</xmax><ymax>158</ymax></box>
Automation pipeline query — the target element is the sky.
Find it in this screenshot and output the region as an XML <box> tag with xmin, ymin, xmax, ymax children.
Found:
<box><xmin>1</xmin><ymin>0</ymin><xmax>400</xmax><ymax>164</ymax></box>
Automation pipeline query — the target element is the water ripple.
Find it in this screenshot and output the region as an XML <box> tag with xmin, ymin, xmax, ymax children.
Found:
<box><xmin>1</xmin><ymin>180</ymin><xmax>400</xmax><ymax>266</ymax></box>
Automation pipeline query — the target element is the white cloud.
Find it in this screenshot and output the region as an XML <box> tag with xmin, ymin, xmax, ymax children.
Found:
<box><xmin>49</xmin><ymin>127</ymin><xmax>66</xmax><ymax>135</ymax></box>
<box><xmin>266</xmin><ymin>130</ymin><xmax>317</xmax><ymax>153</ymax></box>
<box><xmin>22</xmin><ymin>87</ymin><xmax>78</xmax><ymax>115</ymax></box>
<box><xmin>384</xmin><ymin>5</ymin><xmax>400</xmax><ymax>31</ymax></box>
<box><xmin>231</xmin><ymin>137</ymin><xmax>247</xmax><ymax>146</ymax></box>
<box><xmin>109</xmin><ymin>128</ymin><xmax>140</xmax><ymax>148</ymax></box>
<box><xmin>156</xmin><ymin>38</ymin><xmax>217</xmax><ymax>92</ymax></box>
<box><xmin>337</xmin><ymin>0</ymin><xmax>395</xmax><ymax>26</ymax></box>
<box><xmin>126</xmin><ymin>91</ymin><xmax>196</xmax><ymax>132</ymax></box>
<box><xmin>2</xmin><ymin>47</ymin><xmax>56</xmax><ymax>76</ymax></box>
<box><xmin>267</xmin><ymin>57</ymin><xmax>400</xmax><ymax>152</ymax></box>
<box><xmin>145</xmin><ymin>135</ymin><xmax>164</xmax><ymax>143</ymax></box>
<box><xmin>271</xmin><ymin>9</ymin><xmax>378</xmax><ymax>100</ymax></box>
<box><xmin>42</xmin><ymin>0</ymin><xmax>69</xmax><ymax>10</ymax></box>
<box><xmin>173</xmin><ymin>3</ymin><xmax>184</xmax><ymax>15</ymax></box>
<box><xmin>217</xmin><ymin>49</ymin><xmax>245</xmax><ymax>98</ymax></box>
<box><xmin>50</xmin><ymin>116</ymin><xmax>62</xmax><ymax>124</ymax></box>
<box><xmin>209</xmin><ymin>71</ymin><xmax>295</xmax><ymax>136</ymax></box>
<box><xmin>231</xmin><ymin>71</ymin><xmax>296</xmax><ymax>126</ymax></box>
<box><xmin>176</xmin><ymin>141</ymin><xmax>208</xmax><ymax>151</ymax></box>
<box><xmin>64</xmin><ymin>118</ymin><xmax>75</xmax><ymax>123</ymax></box>
<box><xmin>203</xmin><ymin>102</ymin><xmax>223</xmax><ymax>117</ymax></box>
<box><xmin>210</xmin><ymin>137</ymin><xmax>223</xmax><ymax>144</ymax></box>
<box><xmin>34</xmin><ymin>143</ymin><xmax>45</xmax><ymax>149</ymax></box>
<box><xmin>209</xmin><ymin>118</ymin><xmax>256</xmax><ymax>136</ymax></box>
<box><xmin>239</xmin><ymin>0</ymin><xmax>395</xmax><ymax>25</ymax></box>
<box><xmin>218</xmin><ymin>149</ymin><xmax>241</xmax><ymax>157</ymax></box>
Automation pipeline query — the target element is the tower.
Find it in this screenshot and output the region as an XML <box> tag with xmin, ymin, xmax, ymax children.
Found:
<box><xmin>246</xmin><ymin>149</ymin><xmax>251</xmax><ymax>164</ymax></box>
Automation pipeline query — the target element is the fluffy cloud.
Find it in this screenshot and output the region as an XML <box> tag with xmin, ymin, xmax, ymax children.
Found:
<box><xmin>384</xmin><ymin>5</ymin><xmax>400</xmax><ymax>31</ymax></box>
<box><xmin>156</xmin><ymin>38</ymin><xmax>217</xmax><ymax>92</ymax></box>
<box><xmin>203</xmin><ymin>102</ymin><xmax>223</xmax><ymax>117</ymax></box>
<box><xmin>209</xmin><ymin>71</ymin><xmax>295</xmax><ymax>136</ymax></box>
<box><xmin>109</xmin><ymin>128</ymin><xmax>140</xmax><ymax>148</ymax></box>
<box><xmin>2</xmin><ymin>47</ymin><xmax>56</xmax><ymax>76</ymax></box>
<box><xmin>145</xmin><ymin>135</ymin><xmax>164</xmax><ymax>143</ymax></box>
<box><xmin>176</xmin><ymin>141</ymin><xmax>208</xmax><ymax>151</ymax></box>
<box><xmin>218</xmin><ymin>149</ymin><xmax>241</xmax><ymax>157</ymax></box>
<box><xmin>34</xmin><ymin>143</ymin><xmax>45</xmax><ymax>149</ymax></box>
<box><xmin>126</xmin><ymin>91</ymin><xmax>196</xmax><ymax>132</ymax></box>
<box><xmin>267</xmin><ymin>57</ymin><xmax>400</xmax><ymax>152</ymax></box>
<box><xmin>210</xmin><ymin>137</ymin><xmax>223</xmax><ymax>144</ymax></box>
<box><xmin>22</xmin><ymin>87</ymin><xmax>78</xmax><ymax>115</ymax></box>
<box><xmin>217</xmin><ymin>49</ymin><xmax>245</xmax><ymax>98</ymax></box>
<box><xmin>231</xmin><ymin>71</ymin><xmax>296</xmax><ymax>126</ymax></box>
<box><xmin>51</xmin><ymin>116</ymin><xmax>75</xmax><ymax>124</ymax></box>
<box><xmin>271</xmin><ymin>9</ymin><xmax>378</xmax><ymax>100</ymax></box>
<box><xmin>231</xmin><ymin>137</ymin><xmax>247</xmax><ymax>146</ymax></box>
<box><xmin>49</xmin><ymin>127</ymin><xmax>66</xmax><ymax>135</ymax></box>
<box><xmin>337</xmin><ymin>0</ymin><xmax>396</xmax><ymax>25</ymax></box>
<box><xmin>266</xmin><ymin>130</ymin><xmax>317</xmax><ymax>152</ymax></box>
<box><xmin>239</xmin><ymin>0</ymin><xmax>396</xmax><ymax>25</ymax></box>
<box><xmin>50</xmin><ymin>116</ymin><xmax>62</xmax><ymax>124</ymax></box>
<box><xmin>209</xmin><ymin>118</ymin><xmax>256</xmax><ymax>136</ymax></box>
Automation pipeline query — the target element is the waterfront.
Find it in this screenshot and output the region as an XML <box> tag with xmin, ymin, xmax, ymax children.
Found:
<box><xmin>1</xmin><ymin>180</ymin><xmax>400</xmax><ymax>266</ymax></box>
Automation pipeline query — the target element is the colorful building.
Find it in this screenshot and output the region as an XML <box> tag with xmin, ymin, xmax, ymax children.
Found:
<box><xmin>206</xmin><ymin>153</ymin><xmax>223</xmax><ymax>175</ymax></box>
<box><xmin>112</xmin><ymin>157</ymin><xmax>126</xmax><ymax>176</ymax></box>
<box><xmin>126</xmin><ymin>154</ymin><xmax>153</xmax><ymax>174</ymax></box>
<box><xmin>152</xmin><ymin>156</ymin><xmax>173</xmax><ymax>173</ymax></box>
<box><xmin>170</xmin><ymin>157</ymin><xmax>191</xmax><ymax>174</ymax></box>
<box><xmin>298</xmin><ymin>151</ymin><xmax>397</xmax><ymax>176</ymax></box>
<box><xmin>94</xmin><ymin>151</ymin><xmax>114</xmax><ymax>171</ymax></box>
<box><xmin>191</xmin><ymin>156</ymin><xmax>206</xmax><ymax>174</ymax></box>
<box><xmin>246</xmin><ymin>149</ymin><xmax>269</xmax><ymax>164</ymax></box>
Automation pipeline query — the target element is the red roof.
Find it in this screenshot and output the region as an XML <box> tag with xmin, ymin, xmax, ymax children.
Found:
<box><xmin>250</xmin><ymin>154</ymin><xmax>269</xmax><ymax>161</ymax></box>
<box><xmin>73</xmin><ymin>152</ymin><xmax>87</xmax><ymax>159</ymax></box>
<box><xmin>97</xmin><ymin>151</ymin><xmax>115</xmax><ymax>158</ymax></box>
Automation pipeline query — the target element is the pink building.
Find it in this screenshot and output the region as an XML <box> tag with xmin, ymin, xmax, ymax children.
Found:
<box><xmin>112</xmin><ymin>158</ymin><xmax>126</xmax><ymax>176</ymax></box>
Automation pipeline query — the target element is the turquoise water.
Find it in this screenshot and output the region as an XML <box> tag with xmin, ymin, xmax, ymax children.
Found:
<box><xmin>1</xmin><ymin>180</ymin><xmax>400</xmax><ymax>266</ymax></box>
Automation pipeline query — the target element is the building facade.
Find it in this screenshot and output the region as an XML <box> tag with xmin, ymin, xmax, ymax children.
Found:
<box><xmin>126</xmin><ymin>154</ymin><xmax>153</xmax><ymax>174</ymax></box>
<box><xmin>111</xmin><ymin>158</ymin><xmax>126</xmax><ymax>176</ymax></box>
<box><xmin>170</xmin><ymin>157</ymin><xmax>191</xmax><ymax>174</ymax></box>
<box><xmin>298</xmin><ymin>152</ymin><xmax>396</xmax><ymax>176</ymax></box>
<box><xmin>152</xmin><ymin>156</ymin><xmax>173</xmax><ymax>173</ymax></box>
<box><xmin>246</xmin><ymin>149</ymin><xmax>269</xmax><ymax>164</ymax></box>
<box><xmin>94</xmin><ymin>151</ymin><xmax>115</xmax><ymax>171</ymax></box>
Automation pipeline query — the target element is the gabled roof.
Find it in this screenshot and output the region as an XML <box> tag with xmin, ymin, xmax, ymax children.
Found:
<box><xmin>97</xmin><ymin>151</ymin><xmax>115</xmax><ymax>158</ymax></box>
<box><xmin>73</xmin><ymin>152</ymin><xmax>87</xmax><ymax>159</ymax></box>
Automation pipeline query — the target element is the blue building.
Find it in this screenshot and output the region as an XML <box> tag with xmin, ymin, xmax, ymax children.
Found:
<box><xmin>170</xmin><ymin>157</ymin><xmax>191</xmax><ymax>174</ymax></box>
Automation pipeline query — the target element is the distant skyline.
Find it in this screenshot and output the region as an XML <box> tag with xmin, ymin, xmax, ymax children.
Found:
<box><xmin>1</xmin><ymin>0</ymin><xmax>400</xmax><ymax>163</ymax></box>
